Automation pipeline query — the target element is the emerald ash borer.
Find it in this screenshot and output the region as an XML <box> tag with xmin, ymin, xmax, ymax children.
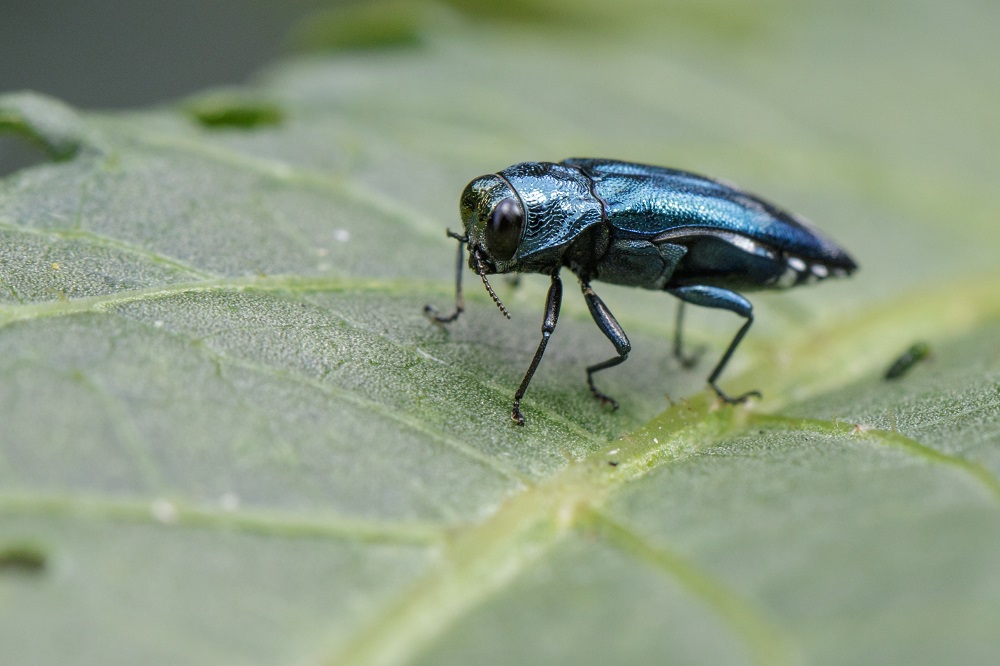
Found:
<box><xmin>425</xmin><ymin>159</ymin><xmax>858</xmax><ymax>425</ymax></box>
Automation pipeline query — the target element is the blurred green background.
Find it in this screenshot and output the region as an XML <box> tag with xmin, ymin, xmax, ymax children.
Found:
<box><xmin>0</xmin><ymin>0</ymin><xmax>318</xmax><ymax>173</ymax></box>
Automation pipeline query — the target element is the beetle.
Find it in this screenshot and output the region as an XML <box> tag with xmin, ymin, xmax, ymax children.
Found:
<box><xmin>425</xmin><ymin>159</ymin><xmax>857</xmax><ymax>425</ymax></box>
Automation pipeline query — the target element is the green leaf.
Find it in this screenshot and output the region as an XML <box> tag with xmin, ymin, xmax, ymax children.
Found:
<box><xmin>2</xmin><ymin>2</ymin><xmax>1000</xmax><ymax>664</ymax></box>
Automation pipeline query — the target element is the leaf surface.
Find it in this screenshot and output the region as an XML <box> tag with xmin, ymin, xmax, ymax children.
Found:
<box><xmin>1</xmin><ymin>2</ymin><xmax>999</xmax><ymax>664</ymax></box>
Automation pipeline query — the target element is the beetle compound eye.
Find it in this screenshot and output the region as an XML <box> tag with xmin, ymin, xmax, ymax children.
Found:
<box><xmin>485</xmin><ymin>197</ymin><xmax>523</xmax><ymax>261</ymax></box>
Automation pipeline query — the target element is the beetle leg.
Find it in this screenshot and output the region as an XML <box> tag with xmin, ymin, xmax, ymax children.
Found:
<box><xmin>511</xmin><ymin>271</ymin><xmax>563</xmax><ymax>425</ymax></box>
<box><xmin>673</xmin><ymin>302</ymin><xmax>705</xmax><ymax>369</ymax></box>
<box><xmin>667</xmin><ymin>285</ymin><xmax>761</xmax><ymax>404</ymax></box>
<box><xmin>581</xmin><ymin>281</ymin><xmax>631</xmax><ymax>410</ymax></box>
<box><xmin>424</xmin><ymin>234</ymin><xmax>466</xmax><ymax>324</ymax></box>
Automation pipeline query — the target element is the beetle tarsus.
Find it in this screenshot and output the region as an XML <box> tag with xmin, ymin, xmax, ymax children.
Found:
<box><xmin>711</xmin><ymin>385</ymin><xmax>762</xmax><ymax>404</ymax></box>
<box><xmin>511</xmin><ymin>403</ymin><xmax>526</xmax><ymax>426</ymax></box>
<box><xmin>424</xmin><ymin>303</ymin><xmax>462</xmax><ymax>324</ymax></box>
<box><xmin>587</xmin><ymin>380</ymin><xmax>620</xmax><ymax>411</ymax></box>
<box><xmin>675</xmin><ymin>346</ymin><xmax>704</xmax><ymax>370</ymax></box>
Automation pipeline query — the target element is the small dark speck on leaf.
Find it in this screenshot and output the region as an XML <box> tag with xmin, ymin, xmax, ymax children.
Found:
<box><xmin>884</xmin><ymin>341</ymin><xmax>931</xmax><ymax>380</ymax></box>
<box><xmin>608</xmin><ymin>460</ymin><xmax>619</xmax><ymax>467</ymax></box>
<box><xmin>0</xmin><ymin>544</ymin><xmax>47</xmax><ymax>575</ymax></box>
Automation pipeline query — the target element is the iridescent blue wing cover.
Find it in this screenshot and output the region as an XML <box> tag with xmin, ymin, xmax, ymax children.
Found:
<box><xmin>563</xmin><ymin>157</ymin><xmax>855</xmax><ymax>268</ymax></box>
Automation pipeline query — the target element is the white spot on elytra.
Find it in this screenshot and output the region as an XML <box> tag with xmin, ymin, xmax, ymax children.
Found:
<box><xmin>786</xmin><ymin>256</ymin><xmax>807</xmax><ymax>272</ymax></box>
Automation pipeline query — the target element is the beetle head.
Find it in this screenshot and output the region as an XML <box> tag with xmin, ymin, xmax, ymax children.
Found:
<box><xmin>460</xmin><ymin>174</ymin><xmax>526</xmax><ymax>276</ymax></box>
<box><xmin>454</xmin><ymin>174</ymin><xmax>525</xmax><ymax>318</ymax></box>
<box><xmin>455</xmin><ymin>163</ymin><xmax>604</xmax><ymax>319</ymax></box>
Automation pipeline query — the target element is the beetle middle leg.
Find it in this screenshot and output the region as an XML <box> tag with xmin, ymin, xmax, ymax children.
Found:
<box><xmin>667</xmin><ymin>285</ymin><xmax>760</xmax><ymax>404</ymax></box>
<box><xmin>581</xmin><ymin>281</ymin><xmax>631</xmax><ymax>410</ymax></box>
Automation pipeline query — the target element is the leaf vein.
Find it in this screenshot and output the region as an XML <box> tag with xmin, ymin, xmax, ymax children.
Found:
<box><xmin>751</xmin><ymin>414</ymin><xmax>1000</xmax><ymax>502</ymax></box>
<box><xmin>585</xmin><ymin>509</ymin><xmax>796</xmax><ymax>666</ymax></box>
<box><xmin>0</xmin><ymin>493</ymin><xmax>445</xmax><ymax>545</ymax></box>
<box><xmin>0</xmin><ymin>220</ymin><xmax>218</xmax><ymax>280</ymax></box>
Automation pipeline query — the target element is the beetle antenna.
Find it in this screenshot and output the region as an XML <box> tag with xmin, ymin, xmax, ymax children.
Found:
<box><xmin>472</xmin><ymin>250</ymin><xmax>511</xmax><ymax>319</ymax></box>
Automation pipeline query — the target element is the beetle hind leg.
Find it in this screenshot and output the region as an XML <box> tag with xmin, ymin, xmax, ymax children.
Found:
<box><xmin>667</xmin><ymin>285</ymin><xmax>761</xmax><ymax>404</ymax></box>
<box><xmin>581</xmin><ymin>282</ymin><xmax>631</xmax><ymax>410</ymax></box>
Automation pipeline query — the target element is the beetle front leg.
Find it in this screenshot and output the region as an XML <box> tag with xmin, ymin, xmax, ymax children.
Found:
<box><xmin>667</xmin><ymin>285</ymin><xmax>760</xmax><ymax>404</ymax></box>
<box><xmin>511</xmin><ymin>271</ymin><xmax>563</xmax><ymax>425</ymax></box>
<box><xmin>424</xmin><ymin>231</ymin><xmax>467</xmax><ymax>324</ymax></box>
<box><xmin>581</xmin><ymin>281</ymin><xmax>631</xmax><ymax>410</ymax></box>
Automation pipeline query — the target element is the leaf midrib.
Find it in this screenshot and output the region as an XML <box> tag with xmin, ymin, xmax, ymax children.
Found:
<box><xmin>329</xmin><ymin>274</ymin><xmax>1000</xmax><ymax>666</ymax></box>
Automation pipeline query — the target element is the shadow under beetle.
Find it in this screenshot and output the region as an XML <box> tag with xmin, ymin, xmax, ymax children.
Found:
<box><xmin>425</xmin><ymin>159</ymin><xmax>858</xmax><ymax>425</ymax></box>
